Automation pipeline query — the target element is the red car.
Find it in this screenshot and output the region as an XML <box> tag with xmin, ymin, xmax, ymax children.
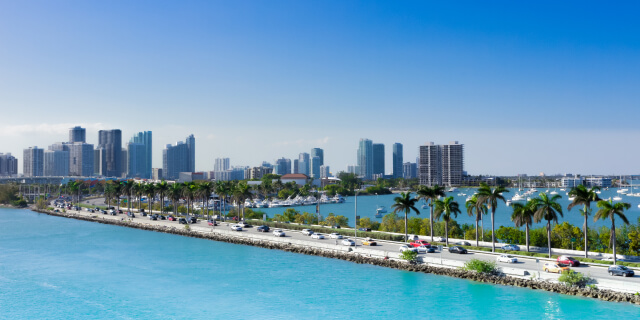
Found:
<box><xmin>409</xmin><ymin>240</ymin><xmax>431</xmax><ymax>247</ymax></box>
<box><xmin>557</xmin><ymin>255</ymin><xmax>580</xmax><ymax>267</ymax></box>
<box><xmin>167</xmin><ymin>215</ymin><xmax>176</xmax><ymax>221</ymax></box>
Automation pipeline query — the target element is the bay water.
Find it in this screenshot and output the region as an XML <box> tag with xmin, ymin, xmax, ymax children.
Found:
<box><xmin>0</xmin><ymin>208</ymin><xmax>638</xmax><ymax>319</ymax></box>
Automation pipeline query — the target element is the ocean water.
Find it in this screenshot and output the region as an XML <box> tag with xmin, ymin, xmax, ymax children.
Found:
<box><xmin>260</xmin><ymin>188</ymin><xmax>640</xmax><ymax>229</ymax></box>
<box><xmin>0</xmin><ymin>208</ymin><xmax>638</xmax><ymax>319</ymax></box>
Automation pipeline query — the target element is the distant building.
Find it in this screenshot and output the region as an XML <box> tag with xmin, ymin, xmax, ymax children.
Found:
<box><xmin>245</xmin><ymin>166</ymin><xmax>271</xmax><ymax>180</ymax></box>
<box><xmin>130</xmin><ymin>131</ymin><xmax>152</xmax><ymax>179</ymax></box>
<box><xmin>69</xmin><ymin>126</ymin><xmax>86</xmax><ymax>143</ymax></box>
<box><xmin>69</xmin><ymin>142</ymin><xmax>94</xmax><ymax>177</ymax></box>
<box><xmin>298</xmin><ymin>153</ymin><xmax>310</xmax><ymax>175</ymax></box>
<box><xmin>419</xmin><ymin>141</ymin><xmax>464</xmax><ymax>186</ymax></box>
<box><xmin>403</xmin><ymin>162</ymin><xmax>417</xmax><ymax>179</ymax></box>
<box><xmin>98</xmin><ymin>129</ymin><xmax>122</xmax><ymax>177</ymax></box>
<box><xmin>162</xmin><ymin>134</ymin><xmax>196</xmax><ymax>180</ymax></box>
<box><xmin>152</xmin><ymin>168</ymin><xmax>163</xmax><ymax>180</ymax></box>
<box><xmin>584</xmin><ymin>177</ymin><xmax>612</xmax><ymax>188</ymax></box>
<box><xmin>293</xmin><ymin>159</ymin><xmax>299</xmax><ymax>174</ymax></box>
<box><xmin>347</xmin><ymin>165</ymin><xmax>357</xmax><ymax>175</ymax></box>
<box><xmin>0</xmin><ymin>153</ymin><xmax>18</xmax><ymax>176</ymax></box>
<box><xmin>214</xmin><ymin>157</ymin><xmax>230</xmax><ymax>172</ymax></box>
<box><xmin>274</xmin><ymin>158</ymin><xmax>291</xmax><ymax>175</ymax></box>
<box><xmin>44</xmin><ymin>150</ymin><xmax>69</xmax><ymax>176</ymax></box>
<box><xmin>311</xmin><ymin>156</ymin><xmax>321</xmax><ymax>179</ymax></box>
<box><xmin>127</xmin><ymin>142</ymin><xmax>146</xmax><ymax>178</ymax></box>
<box><xmin>23</xmin><ymin>146</ymin><xmax>44</xmax><ymax>177</ymax></box>
<box><xmin>373</xmin><ymin>143</ymin><xmax>385</xmax><ymax>176</ymax></box>
<box><xmin>311</xmin><ymin>148</ymin><xmax>324</xmax><ymax>166</ymax></box>
<box><xmin>320</xmin><ymin>165</ymin><xmax>330</xmax><ymax>178</ymax></box>
<box><xmin>392</xmin><ymin>143</ymin><xmax>403</xmax><ymax>179</ymax></box>
<box><xmin>178</xmin><ymin>172</ymin><xmax>206</xmax><ymax>183</ymax></box>
<box><xmin>357</xmin><ymin>138</ymin><xmax>373</xmax><ymax>180</ymax></box>
<box><xmin>281</xmin><ymin>173</ymin><xmax>309</xmax><ymax>186</ymax></box>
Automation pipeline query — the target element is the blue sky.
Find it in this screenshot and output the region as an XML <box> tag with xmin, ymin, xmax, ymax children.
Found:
<box><xmin>1</xmin><ymin>1</ymin><xmax>639</xmax><ymax>176</ymax></box>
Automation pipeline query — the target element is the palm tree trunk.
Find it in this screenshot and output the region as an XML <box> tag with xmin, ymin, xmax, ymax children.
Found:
<box><xmin>491</xmin><ymin>208</ymin><xmax>495</xmax><ymax>252</ymax></box>
<box><xmin>526</xmin><ymin>224</ymin><xmax>530</xmax><ymax>252</ymax></box>
<box><xmin>404</xmin><ymin>211</ymin><xmax>408</xmax><ymax>242</ymax></box>
<box><xmin>445</xmin><ymin>220</ymin><xmax>449</xmax><ymax>246</ymax></box>
<box><xmin>475</xmin><ymin>218</ymin><xmax>479</xmax><ymax>247</ymax></box>
<box><xmin>612</xmin><ymin>217</ymin><xmax>617</xmax><ymax>265</ymax></box>
<box><xmin>547</xmin><ymin>221</ymin><xmax>552</xmax><ymax>258</ymax></box>
<box><xmin>584</xmin><ymin>204</ymin><xmax>589</xmax><ymax>258</ymax></box>
<box><xmin>480</xmin><ymin>216</ymin><xmax>484</xmax><ymax>242</ymax></box>
<box><xmin>429</xmin><ymin>204</ymin><xmax>434</xmax><ymax>242</ymax></box>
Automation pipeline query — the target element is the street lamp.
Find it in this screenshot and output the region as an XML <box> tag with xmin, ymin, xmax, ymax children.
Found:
<box><xmin>354</xmin><ymin>188</ymin><xmax>359</xmax><ymax>240</ymax></box>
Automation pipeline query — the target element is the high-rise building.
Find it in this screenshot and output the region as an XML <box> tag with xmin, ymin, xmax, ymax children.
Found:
<box><xmin>23</xmin><ymin>146</ymin><xmax>44</xmax><ymax>177</ymax></box>
<box><xmin>320</xmin><ymin>165</ymin><xmax>330</xmax><ymax>178</ymax></box>
<box><xmin>373</xmin><ymin>143</ymin><xmax>385</xmax><ymax>176</ymax></box>
<box><xmin>392</xmin><ymin>143</ymin><xmax>403</xmax><ymax>179</ymax></box>
<box><xmin>130</xmin><ymin>131</ymin><xmax>152</xmax><ymax>179</ymax></box>
<box><xmin>0</xmin><ymin>153</ymin><xmax>18</xmax><ymax>176</ymax></box>
<box><xmin>274</xmin><ymin>158</ymin><xmax>291</xmax><ymax>175</ymax></box>
<box><xmin>403</xmin><ymin>162</ymin><xmax>417</xmax><ymax>179</ymax></box>
<box><xmin>311</xmin><ymin>156</ymin><xmax>321</xmax><ymax>179</ymax></box>
<box><xmin>44</xmin><ymin>150</ymin><xmax>69</xmax><ymax>176</ymax></box>
<box><xmin>98</xmin><ymin>129</ymin><xmax>122</xmax><ymax>177</ymax></box>
<box><xmin>357</xmin><ymin>139</ymin><xmax>373</xmax><ymax>180</ymax></box>
<box><xmin>69</xmin><ymin>126</ymin><xmax>86</xmax><ymax>143</ymax></box>
<box><xmin>310</xmin><ymin>148</ymin><xmax>323</xmax><ymax>179</ymax></box>
<box><xmin>186</xmin><ymin>134</ymin><xmax>195</xmax><ymax>172</ymax></box>
<box><xmin>162</xmin><ymin>135</ymin><xmax>196</xmax><ymax>180</ymax></box>
<box><xmin>127</xmin><ymin>143</ymin><xmax>146</xmax><ymax>178</ymax></box>
<box><xmin>347</xmin><ymin>165</ymin><xmax>357</xmax><ymax>175</ymax></box>
<box><xmin>298</xmin><ymin>153</ymin><xmax>310</xmax><ymax>176</ymax></box>
<box><xmin>121</xmin><ymin>148</ymin><xmax>128</xmax><ymax>177</ymax></box>
<box><xmin>69</xmin><ymin>142</ymin><xmax>94</xmax><ymax>176</ymax></box>
<box><xmin>214</xmin><ymin>158</ymin><xmax>230</xmax><ymax>172</ymax></box>
<box><xmin>293</xmin><ymin>159</ymin><xmax>299</xmax><ymax>174</ymax></box>
<box><xmin>152</xmin><ymin>168</ymin><xmax>163</xmax><ymax>180</ymax></box>
<box><xmin>419</xmin><ymin>141</ymin><xmax>464</xmax><ymax>186</ymax></box>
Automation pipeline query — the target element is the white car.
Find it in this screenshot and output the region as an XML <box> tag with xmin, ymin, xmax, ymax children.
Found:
<box><xmin>501</xmin><ymin>244</ymin><xmax>520</xmax><ymax>251</ymax></box>
<box><xmin>311</xmin><ymin>233</ymin><xmax>325</xmax><ymax>239</ymax></box>
<box><xmin>399</xmin><ymin>245</ymin><xmax>418</xmax><ymax>253</ymax></box>
<box><xmin>497</xmin><ymin>254</ymin><xmax>518</xmax><ymax>263</ymax></box>
<box><xmin>415</xmin><ymin>246</ymin><xmax>428</xmax><ymax>253</ymax></box>
<box><xmin>342</xmin><ymin>239</ymin><xmax>355</xmax><ymax>246</ymax></box>
<box><xmin>434</xmin><ymin>237</ymin><xmax>445</xmax><ymax>242</ymax></box>
<box><xmin>273</xmin><ymin>229</ymin><xmax>285</xmax><ymax>237</ymax></box>
<box><xmin>230</xmin><ymin>224</ymin><xmax>243</xmax><ymax>231</ymax></box>
<box><xmin>301</xmin><ymin>229</ymin><xmax>314</xmax><ymax>236</ymax></box>
<box><xmin>329</xmin><ymin>233</ymin><xmax>343</xmax><ymax>239</ymax></box>
<box><xmin>455</xmin><ymin>241</ymin><xmax>471</xmax><ymax>246</ymax></box>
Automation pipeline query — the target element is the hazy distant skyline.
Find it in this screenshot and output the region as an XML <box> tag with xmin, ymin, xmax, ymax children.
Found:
<box><xmin>1</xmin><ymin>1</ymin><xmax>639</xmax><ymax>176</ymax></box>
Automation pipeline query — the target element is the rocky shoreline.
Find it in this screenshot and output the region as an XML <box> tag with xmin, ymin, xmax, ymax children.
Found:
<box><xmin>34</xmin><ymin>208</ymin><xmax>640</xmax><ymax>306</ymax></box>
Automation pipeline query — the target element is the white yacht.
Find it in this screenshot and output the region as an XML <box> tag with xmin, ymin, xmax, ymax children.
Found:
<box><xmin>511</xmin><ymin>193</ymin><xmax>526</xmax><ymax>202</ymax></box>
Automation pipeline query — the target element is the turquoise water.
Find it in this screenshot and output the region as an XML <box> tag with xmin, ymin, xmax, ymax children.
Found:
<box><xmin>261</xmin><ymin>188</ymin><xmax>640</xmax><ymax>229</ymax></box>
<box><xmin>0</xmin><ymin>208</ymin><xmax>638</xmax><ymax>319</ymax></box>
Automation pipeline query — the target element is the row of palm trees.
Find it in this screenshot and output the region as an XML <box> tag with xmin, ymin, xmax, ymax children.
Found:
<box><xmin>391</xmin><ymin>183</ymin><xmax>632</xmax><ymax>264</ymax></box>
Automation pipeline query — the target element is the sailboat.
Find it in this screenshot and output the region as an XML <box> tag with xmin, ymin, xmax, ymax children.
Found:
<box><xmin>375</xmin><ymin>194</ymin><xmax>386</xmax><ymax>218</ymax></box>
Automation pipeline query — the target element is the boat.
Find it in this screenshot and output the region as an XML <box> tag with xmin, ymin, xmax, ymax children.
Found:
<box><xmin>613</xmin><ymin>196</ymin><xmax>623</xmax><ymax>201</ymax></box>
<box><xmin>511</xmin><ymin>193</ymin><xmax>525</xmax><ymax>202</ymax></box>
<box><xmin>506</xmin><ymin>200</ymin><xmax>512</xmax><ymax>206</ymax></box>
<box><xmin>447</xmin><ymin>187</ymin><xmax>458</xmax><ymax>192</ymax></box>
<box><xmin>331</xmin><ymin>194</ymin><xmax>346</xmax><ymax>203</ymax></box>
<box><xmin>375</xmin><ymin>211</ymin><xmax>383</xmax><ymax>218</ymax></box>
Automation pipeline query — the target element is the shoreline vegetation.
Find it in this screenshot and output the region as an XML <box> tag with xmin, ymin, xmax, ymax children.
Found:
<box><xmin>25</xmin><ymin>207</ymin><xmax>640</xmax><ymax>306</ymax></box>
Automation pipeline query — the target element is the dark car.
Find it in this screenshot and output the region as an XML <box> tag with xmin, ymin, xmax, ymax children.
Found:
<box><xmin>159</xmin><ymin>215</ymin><xmax>166</xmax><ymax>220</ymax></box>
<box><xmin>557</xmin><ymin>255</ymin><xmax>580</xmax><ymax>267</ymax></box>
<box><xmin>207</xmin><ymin>219</ymin><xmax>217</xmax><ymax>226</ymax></box>
<box><xmin>127</xmin><ymin>212</ymin><xmax>135</xmax><ymax>218</ymax></box>
<box><xmin>117</xmin><ymin>210</ymin><xmax>123</xmax><ymax>214</ymax></box>
<box><xmin>189</xmin><ymin>217</ymin><xmax>197</xmax><ymax>224</ymax></box>
<box><xmin>167</xmin><ymin>215</ymin><xmax>176</xmax><ymax>221</ymax></box>
<box><xmin>140</xmin><ymin>209</ymin><xmax>145</xmax><ymax>213</ymax></box>
<box><xmin>358</xmin><ymin>227</ymin><xmax>372</xmax><ymax>232</ymax></box>
<box><xmin>448</xmin><ymin>246</ymin><xmax>468</xmax><ymax>254</ymax></box>
<box><xmin>178</xmin><ymin>218</ymin><xmax>188</xmax><ymax>224</ymax></box>
<box><xmin>256</xmin><ymin>225</ymin><xmax>270</xmax><ymax>232</ymax></box>
<box><xmin>141</xmin><ymin>212</ymin><xmax>147</xmax><ymax>217</ymax></box>
<box><xmin>608</xmin><ymin>265</ymin><xmax>635</xmax><ymax>277</ymax></box>
<box><xmin>425</xmin><ymin>246</ymin><xmax>436</xmax><ymax>253</ymax></box>
<box><xmin>149</xmin><ymin>215</ymin><xmax>158</xmax><ymax>221</ymax></box>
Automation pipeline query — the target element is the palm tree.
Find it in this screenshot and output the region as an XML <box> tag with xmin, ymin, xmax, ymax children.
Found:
<box><xmin>156</xmin><ymin>180</ymin><xmax>169</xmax><ymax>214</ymax></box>
<box><xmin>532</xmin><ymin>193</ymin><xmax>563</xmax><ymax>258</ymax></box>
<box><xmin>477</xmin><ymin>182</ymin><xmax>509</xmax><ymax>252</ymax></box>
<box><xmin>568</xmin><ymin>185</ymin><xmax>601</xmax><ymax>258</ymax></box>
<box><xmin>434</xmin><ymin>196</ymin><xmax>461</xmax><ymax>246</ymax></box>
<box><xmin>214</xmin><ymin>181</ymin><xmax>229</xmax><ymax>218</ymax></box>
<box><xmin>232</xmin><ymin>182</ymin><xmax>252</xmax><ymax>221</ymax></box>
<box><xmin>199</xmin><ymin>182</ymin><xmax>214</xmax><ymax>219</ymax></box>
<box><xmin>104</xmin><ymin>182</ymin><xmax>115</xmax><ymax>208</ymax></box>
<box><xmin>390</xmin><ymin>192</ymin><xmax>420</xmax><ymax>242</ymax></box>
<box><xmin>143</xmin><ymin>183</ymin><xmax>156</xmax><ymax>214</ymax></box>
<box><xmin>168</xmin><ymin>183</ymin><xmax>184</xmax><ymax>215</ymax></box>
<box><xmin>182</xmin><ymin>182</ymin><xmax>197</xmax><ymax>218</ymax></box>
<box><xmin>67</xmin><ymin>181</ymin><xmax>81</xmax><ymax>207</ymax></box>
<box><xmin>416</xmin><ymin>185</ymin><xmax>445</xmax><ymax>242</ymax></box>
<box><xmin>465</xmin><ymin>194</ymin><xmax>486</xmax><ymax>247</ymax></box>
<box><xmin>133</xmin><ymin>182</ymin><xmax>144</xmax><ymax>212</ymax></box>
<box><xmin>113</xmin><ymin>182</ymin><xmax>123</xmax><ymax>211</ymax></box>
<box><xmin>511</xmin><ymin>200</ymin><xmax>535</xmax><ymax>252</ymax></box>
<box><xmin>122</xmin><ymin>180</ymin><xmax>135</xmax><ymax>212</ymax></box>
<box><xmin>595</xmin><ymin>199</ymin><xmax>631</xmax><ymax>265</ymax></box>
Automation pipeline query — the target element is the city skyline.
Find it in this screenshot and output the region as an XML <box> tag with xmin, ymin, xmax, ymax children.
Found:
<box><xmin>1</xmin><ymin>2</ymin><xmax>639</xmax><ymax>175</ymax></box>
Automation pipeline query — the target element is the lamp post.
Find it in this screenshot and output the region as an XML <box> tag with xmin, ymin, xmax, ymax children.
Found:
<box><xmin>354</xmin><ymin>188</ymin><xmax>359</xmax><ymax>240</ymax></box>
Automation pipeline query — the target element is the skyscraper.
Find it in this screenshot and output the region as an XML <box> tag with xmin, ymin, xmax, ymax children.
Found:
<box><xmin>44</xmin><ymin>150</ymin><xmax>69</xmax><ymax>176</ymax></box>
<box><xmin>293</xmin><ymin>159</ymin><xmax>299</xmax><ymax>174</ymax></box>
<box><xmin>419</xmin><ymin>141</ymin><xmax>464</xmax><ymax>186</ymax></box>
<box><xmin>127</xmin><ymin>143</ymin><xmax>146</xmax><ymax>178</ymax></box>
<box><xmin>311</xmin><ymin>156</ymin><xmax>321</xmax><ymax>179</ymax></box>
<box><xmin>311</xmin><ymin>148</ymin><xmax>324</xmax><ymax>166</ymax></box>
<box><xmin>98</xmin><ymin>129</ymin><xmax>122</xmax><ymax>177</ymax></box>
<box><xmin>69</xmin><ymin>142</ymin><xmax>94</xmax><ymax>176</ymax></box>
<box><xmin>23</xmin><ymin>146</ymin><xmax>44</xmax><ymax>177</ymax></box>
<box><xmin>130</xmin><ymin>131</ymin><xmax>152</xmax><ymax>179</ymax></box>
<box><xmin>274</xmin><ymin>158</ymin><xmax>291</xmax><ymax>175</ymax></box>
<box><xmin>0</xmin><ymin>153</ymin><xmax>18</xmax><ymax>177</ymax></box>
<box><xmin>163</xmin><ymin>135</ymin><xmax>196</xmax><ymax>180</ymax></box>
<box><xmin>373</xmin><ymin>143</ymin><xmax>385</xmax><ymax>176</ymax></box>
<box><xmin>69</xmin><ymin>126</ymin><xmax>86</xmax><ymax>143</ymax></box>
<box><xmin>298</xmin><ymin>153</ymin><xmax>310</xmax><ymax>176</ymax></box>
<box><xmin>214</xmin><ymin>158</ymin><xmax>230</xmax><ymax>172</ymax></box>
<box><xmin>392</xmin><ymin>143</ymin><xmax>403</xmax><ymax>179</ymax></box>
<box><xmin>357</xmin><ymin>139</ymin><xmax>373</xmax><ymax>180</ymax></box>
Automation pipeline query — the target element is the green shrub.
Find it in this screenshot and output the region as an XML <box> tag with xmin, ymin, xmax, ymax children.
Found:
<box><xmin>558</xmin><ymin>270</ymin><xmax>591</xmax><ymax>287</ymax></box>
<box><xmin>400</xmin><ymin>250</ymin><xmax>418</xmax><ymax>262</ymax></box>
<box><xmin>463</xmin><ymin>259</ymin><xmax>498</xmax><ymax>274</ymax></box>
